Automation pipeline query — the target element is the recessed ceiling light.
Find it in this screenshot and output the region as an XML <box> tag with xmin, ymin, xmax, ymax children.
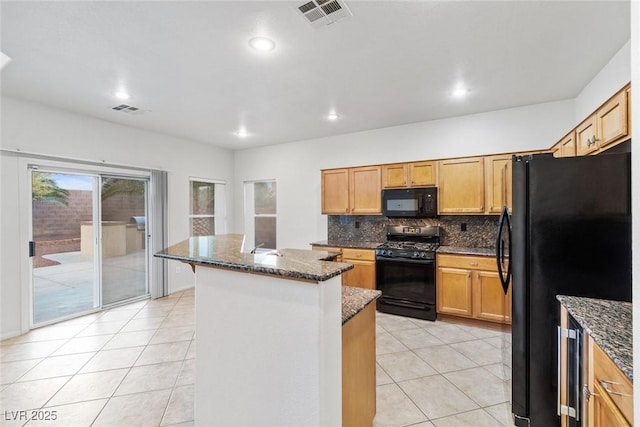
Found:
<box><xmin>115</xmin><ymin>91</ymin><xmax>130</xmax><ymax>100</ymax></box>
<box><xmin>248</xmin><ymin>37</ymin><xmax>276</xmax><ymax>52</ymax></box>
<box><xmin>452</xmin><ymin>87</ymin><xmax>468</xmax><ymax>98</ymax></box>
<box><xmin>327</xmin><ymin>113</ymin><xmax>340</xmax><ymax>121</ymax></box>
<box><xmin>236</xmin><ymin>129</ymin><xmax>249</xmax><ymax>138</ymax></box>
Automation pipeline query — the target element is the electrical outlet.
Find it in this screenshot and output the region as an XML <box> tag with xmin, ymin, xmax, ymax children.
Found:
<box><xmin>355</xmin><ymin>221</ymin><xmax>360</xmax><ymax>229</ymax></box>
<box><xmin>461</xmin><ymin>223</ymin><xmax>467</xmax><ymax>232</ymax></box>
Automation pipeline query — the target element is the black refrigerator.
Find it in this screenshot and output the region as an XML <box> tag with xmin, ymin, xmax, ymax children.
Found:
<box><xmin>496</xmin><ymin>151</ymin><xmax>632</xmax><ymax>427</ymax></box>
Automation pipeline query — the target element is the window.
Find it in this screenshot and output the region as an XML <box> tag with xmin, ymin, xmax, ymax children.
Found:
<box><xmin>189</xmin><ymin>179</ymin><xmax>225</xmax><ymax>236</ymax></box>
<box><xmin>244</xmin><ymin>180</ymin><xmax>276</xmax><ymax>250</ymax></box>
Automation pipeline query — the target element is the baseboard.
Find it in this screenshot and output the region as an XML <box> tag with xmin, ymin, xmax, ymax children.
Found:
<box><xmin>167</xmin><ymin>284</ymin><xmax>195</xmax><ymax>297</ymax></box>
<box><xmin>1</xmin><ymin>329</ymin><xmax>25</xmax><ymax>341</ymax></box>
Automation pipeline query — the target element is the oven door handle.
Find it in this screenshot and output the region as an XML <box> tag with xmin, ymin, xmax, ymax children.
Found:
<box><xmin>376</xmin><ymin>257</ymin><xmax>435</xmax><ymax>265</ymax></box>
<box><xmin>378</xmin><ymin>299</ymin><xmax>430</xmax><ymax>310</ymax></box>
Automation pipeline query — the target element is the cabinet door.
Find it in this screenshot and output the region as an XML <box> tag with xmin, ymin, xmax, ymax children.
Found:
<box><xmin>485</xmin><ymin>155</ymin><xmax>512</xmax><ymax>214</ymax></box>
<box><xmin>437</xmin><ymin>267</ymin><xmax>472</xmax><ymax>317</ymax></box>
<box><xmin>350</xmin><ymin>166</ymin><xmax>382</xmax><ymax>214</ymax></box>
<box><xmin>591</xmin><ymin>381</ymin><xmax>631</xmax><ymax>427</ymax></box>
<box><xmin>342</xmin><ymin>260</ymin><xmax>376</xmax><ymax>289</ymax></box>
<box><xmin>473</xmin><ymin>271</ymin><xmax>508</xmax><ymax>323</ymax></box>
<box><xmin>597</xmin><ymin>90</ymin><xmax>628</xmax><ymax>150</ymax></box>
<box><xmin>409</xmin><ymin>161</ymin><xmax>437</xmax><ymax>186</ymax></box>
<box><xmin>322</xmin><ymin>169</ymin><xmax>350</xmax><ymax>214</ymax></box>
<box><xmin>438</xmin><ymin>158</ymin><xmax>485</xmax><ymax>214</ymax></box>
<box><xmin>576</xmin><ymin>115</ymin><xmax>598</xmax><ymax>156</ymax></box>
<box><xmin>381</xmin><ymin>164</ymin><xmax>408</xmax><ymax>188</ymax></box>
<box><xmin>553</xmin><ymin>132</ymin><xmax>576</xmax><ymax>158</ymax></box>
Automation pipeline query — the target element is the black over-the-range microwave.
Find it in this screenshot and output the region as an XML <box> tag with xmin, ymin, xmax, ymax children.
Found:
<box><xmin>381</xmin><ymin>187</ymin><xmax>438</xmax><ymax>218</ymax></box>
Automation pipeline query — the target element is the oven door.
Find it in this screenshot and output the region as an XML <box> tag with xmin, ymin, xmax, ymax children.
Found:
<box><xmin>376</xmin><ymin>257</ymin><xmax>436</xmax><ymax>320</ymax></box>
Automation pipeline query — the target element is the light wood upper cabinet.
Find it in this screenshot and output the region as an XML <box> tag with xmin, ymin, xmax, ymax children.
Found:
<box><xmin>321</xmin><ymin>168</ymin><xmax>350</xmax><ymax>214</ymax></box>
<box><xmin>381</xmin><ymin>163</ymin><xmax>408</xmax><ymax>188</ymax></box>
<box><xmin>321</xmin><ymin>166</ymin><xmax>381</xmax><ymax>215</ymax></box>
<box><xmin>597</xmin><ymin>89</ymin><xmax>628</xmax><ymax>150</ymax></box>
<box><xmin>381</xmin><ymin>161</ymin><xmax>436</xmax><ymax>188</ymax></box>
<box><xmin>409</xmin><ymin>161</ymin><xmax>437</xmax><ymax>186</ymax></box>
<box><xmin>438</xmin><ymin>157</ymin><xmax>485</xmax><ymax>214</ymax></box>
<box><xmin>576</xmin><ymin>87</ymin><xmax>629</xmax><ymax>156</ymax></box>
<box><xmin>350</xmin><ymin>166</ymin><xmax>382</xmax><ymax>214</ymax></box>
<box><xmin>485</xmin><ymin>155</ymin><xmax>512</xmax><ymax>214</ymax></box>
<box><xmin>576</xmin><ymin>115</ymin><xmax>598</xmax><ymax>156</ymax></box>
<box><xmin>552</xmin><ymin>131</ymin><xmax>577</xmax><ymax>158</ymax></box>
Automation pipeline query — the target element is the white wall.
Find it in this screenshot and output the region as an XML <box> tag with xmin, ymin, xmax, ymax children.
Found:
<box><xmin>574</xmin><ymin>40</ymin><xmax>631</xmax><ymax>121</ymax></box>
<box><xmin>233</xmin><ymin>99</ymin><xmax>574</xmax><ymax>249</ymax></box>
<box><xmin>0</xmin><ymin>96</ymin><xmax>235</xmax><ymax>338</ymax></box>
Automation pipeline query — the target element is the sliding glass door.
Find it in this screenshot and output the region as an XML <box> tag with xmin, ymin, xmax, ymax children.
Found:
<box><xmin>31</xmin><ymin>171</ymin><xmax>100</xmax><ymax>325</ymax></box>
<box><xmin>100</xmin><ymin>177</ymin><xmax>149</xmax><ymax>306</ymax></box>
<box><xmin>30</xmin><ymin>168</ymin><xmax>150</xmax><ymax>326</ymax></box>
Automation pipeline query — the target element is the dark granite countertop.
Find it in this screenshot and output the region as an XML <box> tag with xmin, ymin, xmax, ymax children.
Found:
<box><xmin>310</xmin><ymin>240</ymin><xmax>382</xmax><ymax>250</ymax></box>
<box><xmin>557</xmin><ymin>295</ymin><xmax>632</xmax><ymax>382</ymax></box>
<box><xmin>342</xmin><ymin>286</ymin><xmax>381</xmax><ymax>325</ymax></box>
<box><xmin>437</xmin><ymin>246</ymin><xmax>496</xmax><ymax>257</ymax></box>
<box><xmin>155</xmin><ymin>234</ymin><xmax>353</xmax><ymax>282</ymax></box>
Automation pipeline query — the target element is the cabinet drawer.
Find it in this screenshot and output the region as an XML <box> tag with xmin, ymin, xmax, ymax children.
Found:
<box><xmin>342</xmin><ymin>248</ymin><xmax>376</xmax><ymax>261</ymax></box>
<box><xmin>437</xmin><ymin>254</ymin><xmax>496</xmax><ymax>271</ymax></box>
<box><xmin>593</xmin><ymin>343</ymin><xmax>633</xmax><ymax>424</ymax></box>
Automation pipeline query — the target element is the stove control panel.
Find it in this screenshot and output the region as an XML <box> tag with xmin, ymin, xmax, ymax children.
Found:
<box><xmin>375</xmin><ymin>248</ymin><xmax>436</xmax><ymax>260</ymax></box>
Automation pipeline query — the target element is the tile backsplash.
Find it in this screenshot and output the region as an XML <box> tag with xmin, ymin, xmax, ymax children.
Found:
<box><xmin>328</xmin><ymin>215</ymin><xmax>499</xmax><ymax>248</ymax></box>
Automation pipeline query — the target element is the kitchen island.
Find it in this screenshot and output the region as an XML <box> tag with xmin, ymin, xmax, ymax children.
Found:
<box><xmin>155</xmin><ymin>235</ymin><xmax>379</xmax><ymax>427</ymax></box>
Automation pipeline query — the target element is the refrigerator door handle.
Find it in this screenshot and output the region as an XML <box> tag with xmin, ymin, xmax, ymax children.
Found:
<box><xmin>496</xmin><ymin>205</ymin><xmax>512</xmax><ymax>294</ymax></box>
<box><xmin>557</xmin><ymin>326</ymin><xmax>562</xmax><ymax>417</ymax></box>
<box><xmin>575</xmin><ymin>329</ymin><xmax>581</xmax><ymax>422</ymax></box>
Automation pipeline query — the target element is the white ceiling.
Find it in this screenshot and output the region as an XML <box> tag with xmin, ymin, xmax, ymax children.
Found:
<box><xmin>0</xmin><ymin>1</ymin><xmax>630</xmax><ymax>150</ymax></box>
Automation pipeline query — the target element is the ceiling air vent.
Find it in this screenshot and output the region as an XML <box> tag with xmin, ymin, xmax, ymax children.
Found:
<box><xmin>111</xmin><ymin>104</ymin><xmax>147</xmax><ymax>115</ymax></box>
<box><xmin>297</xmin><ymin>0</ymin><xmax>353</xmax><ymax>28</ymax></box>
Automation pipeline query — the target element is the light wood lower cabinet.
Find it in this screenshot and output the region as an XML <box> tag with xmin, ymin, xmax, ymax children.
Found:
<box><xmin>311</xmin><ymin>246</ymin><xmax>376</xmax><ymax>290</ymax></box>
<box><xmin>587</xmin><ymin>337</ymin><xmax>634</xmax><ymax>427</ymax></box>
<box><xmin>560</xmin><ymin>307</ymin><xmax>634</xmax><ymax>427</ymax></box>
<box><xmin>436</xmin><ymin>267</ymin><xmax>473</xmax><ymax>317</ymax></box>
<box><xmin>341</xmin><ymin>248</ymin><xmax>376</xmax><ymax>290</ymax></box>
<box><xmin>342</xmin><ymin>302</ymin><xmax>376</xmax><ymax>427</ymax></box>
<box><xmin>436</xmin><ymin>254</ymin><xmax>511</xmax><ymax>324</ymax></box>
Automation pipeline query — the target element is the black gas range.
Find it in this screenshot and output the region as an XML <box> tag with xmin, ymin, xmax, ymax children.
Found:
<box><xmin>375</xmin><ymin>225</ymin><xmax>440</xmax><ymax>321</ymax></box>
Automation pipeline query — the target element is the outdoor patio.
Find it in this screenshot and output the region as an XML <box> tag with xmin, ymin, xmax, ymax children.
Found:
<box><xmin>33</xmin><ymin>250</ymin><xmax>148</xmax><ymax>324</ymax></box>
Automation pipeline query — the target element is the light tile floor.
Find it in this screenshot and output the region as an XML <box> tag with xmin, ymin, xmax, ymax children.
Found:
<box><xmin>1</xmin><ymin>289</ymin><xmax>515</xmax><ymax>426</ymax></box>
